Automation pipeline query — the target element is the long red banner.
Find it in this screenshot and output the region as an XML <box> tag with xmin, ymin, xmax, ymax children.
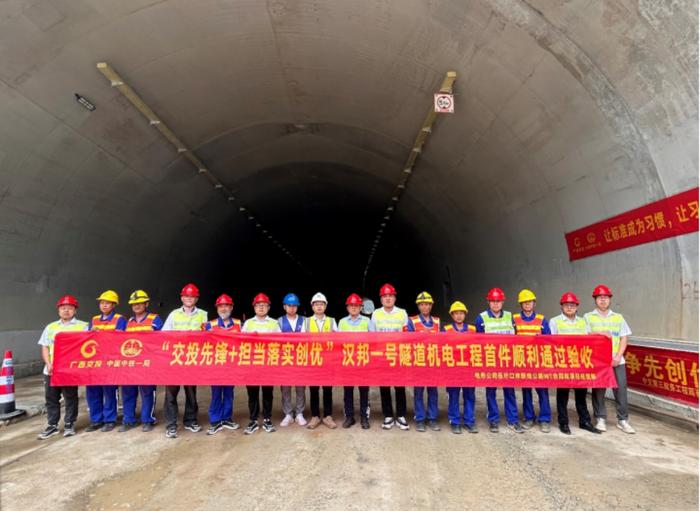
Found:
<box><xmin>52</xmin><ymin>331</ymin><xmax>616</xmax><ymax>388</ymax></box>
<box><xmin>565</xmin><ymin>187</ymin><xmax>698</xmax><ymax>261</ymax></box>
<box><xmin>625</xmin><ymin>345</ymin><xmax>699</xmax><ymax>406</ymax></box>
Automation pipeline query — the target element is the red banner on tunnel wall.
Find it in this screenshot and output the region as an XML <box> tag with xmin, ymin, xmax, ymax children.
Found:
<box><xmin>565</xmin><ymin>187</ymin><xmax>699</xmax><ymax>261</ymax></box>
<box><xmin>625</xmin><ymin>345</ymin><xmax>699</xmax><ymax>406</ymax></box>
<box><xmin>51</xmin><ymin>331</ymin><xmax>616</xmax><ymax>388</ymax></box>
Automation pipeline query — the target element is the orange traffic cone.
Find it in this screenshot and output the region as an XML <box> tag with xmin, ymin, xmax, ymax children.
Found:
<box><xmin>0</xmin><ymin>350</ymin><xmax>26</xmax><ymax>420</ymax></box>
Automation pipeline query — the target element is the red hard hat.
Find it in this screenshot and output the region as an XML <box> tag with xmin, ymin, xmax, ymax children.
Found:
<box><xmin>560</xmin><ymin>292</ymin><xmax>580</xmax><ymax>305</ymax></box>
<box><xmin>486</xmin><ymin>288</ymin><xmax>506</xmax><ymax>301</ymax></box>
<box><xmin>592</xmin><ymin>284</ymin><xmax>613</xmax><ymax>298</ymax></box>
<box><xmin>346</xmin><ymin>293</ymin><xmax>363</xmax><ymax>306</ymax></box>
<box><xmin>56</xmin><ymin>295</ymin><xmax>79</xmax><ymax>309</ymax></box>
<box><xmin>252</xmin><ymin>293</ymin><xmax>271</xmax><ymax>305</ymax></box>
<box><xmin>379</xmin><ymin>283</ymin><xmax>397</xmax><ymax>296</ymax></box>
<box><xmin>215</xmin><ymin>294</ymin><xmax>234</xmax><ymax>306</ymax></box>
<box><xmin>181</xmin><ymin>283</ymin><xmax>200</xmax><ymax>297</ymax></box>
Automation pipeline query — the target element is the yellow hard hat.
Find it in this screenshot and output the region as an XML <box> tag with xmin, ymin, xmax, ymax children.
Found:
<box><xmin>449</xmin><ymin>301</ymin><xmax>468</xmax><ymax>314</ymax></box>
<box><xmin>415</xmin><ymin>291</ymin><xmax>434</xmax><ymax>304</ymax></box>
<box><xmin>128</xmin><ymin>290</ymin><xmax>150</xmax><ymax>304</ymax></box>
<box><xmin>97</xmin><ymin>290</ymin><xmax>119</xmax><ymax>304</ymax></box>
<box><xmin>518</xmin><ymin>289</ymin><xmax>537</xmax><ymax>303</ymax></box>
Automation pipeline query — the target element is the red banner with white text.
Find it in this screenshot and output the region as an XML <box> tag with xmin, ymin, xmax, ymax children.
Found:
<box><xmin>565</xmin><ymin>187</ymin><xmax>698</xmax><ymax>261</ymax></box>
<box><xmin>625</xmin><ymin>345</ymin><xmax>699</xmax><ymax>406</ymax></box>
<box><xmin>51</xmin><ymin>331</ymin><xmax>617</xmax><ymax>388</ymax></box>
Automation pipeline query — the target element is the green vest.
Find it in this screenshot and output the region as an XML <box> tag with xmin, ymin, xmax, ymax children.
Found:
<box><xmin>551</xmin><ymin>314</ymin><xmax>587</xmax><ymax>335</ymax></box>
<box><xmin>306</xmin><ymin>316</ymin><xmax>335</xmax><ymax>333</ymax></box>
<box><xmin>44</xmin><ymin>319</ymin><xmax>89</xmax><ymax>363</ymax></box>
<box><xmin>242</xmin><ymin>317</ymin><xmax>281</xmax><ymax>332</ymax></box>
<box><xmin>338</xmin><ymin>316</ymin><xmax>370</xmax><ymax>332</ymax></box>
<box><xmin>585</xmin><ymin>311</ymin><xmax>625</xmax><ymax>353</ymax></box>
<box><xmin>479</xmin><ymin>311</ymin><xmax>514</xmax><ymax>334</ymax></box>
<box><xmin>372</xmin><ymin>307</ymin><xmax>407</xmax><ymax>332</ymax></box>
<box><xmin>169</xmin><ymin>308</ymin><xmax>208</xmax><ymax>331</ymax></box>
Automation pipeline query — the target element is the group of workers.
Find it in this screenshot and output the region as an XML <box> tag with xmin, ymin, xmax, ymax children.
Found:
<box><xmin>37</xmin><ymin>282</ymin><xmax>635</xmax><ymax>441</ymax></box>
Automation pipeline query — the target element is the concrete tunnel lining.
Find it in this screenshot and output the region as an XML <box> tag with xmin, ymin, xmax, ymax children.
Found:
<box><xmin>0</xmin><ymin>1</ymin><xmax>697</xmax><ymax>373</ymax></box>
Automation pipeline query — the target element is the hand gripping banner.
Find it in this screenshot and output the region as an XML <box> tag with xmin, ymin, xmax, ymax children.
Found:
<box><xmin>51</xmin><ymin>331</ymin><xmax>617</xmax><ymax>388</ymax></box>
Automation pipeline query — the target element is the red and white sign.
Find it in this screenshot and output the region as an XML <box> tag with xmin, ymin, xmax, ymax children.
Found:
<box><xmin>434</xmin><ymin>93</ymin><xmax>454</xmax><ymax>113</ymax></box>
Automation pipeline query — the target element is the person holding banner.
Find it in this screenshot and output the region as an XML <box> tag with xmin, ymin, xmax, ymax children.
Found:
<box><xmin>549</xmin><ymin>292</ymin><xmax>600</xmax><ymax>435</ymax></box>
<box><xmin>513</xmin><ymin>289</ymin><xmax>552</xmax><ymax>433</ymax></box>
<box><xmin>305</xmin><ymin>292</ymin><xmax>338</xmax><ymax>429</ymax></box>
<box><xmin>371</xmin><ymin>283</ymin><xmax>410</xmax><ymax>431</ymax></box>
<box><xmin>162</xmin><ymin>283</ymin><xmax>208</xmax><ymax>439</ymax></box>
<box><xmin>405</xmin><ymin>291</ymin><xmax>441</xmax><ymax>433</ymax></box>
<box><xmin>278</xmin><ymin>293</ymin><xmax>307</xmax><ymax>428</ymax></box>
<box><xmin>444</xmin><ymin>301</ymin><xmax>478</xmax><ymax>434</ymax></box>
<box><xmin>121</xmin><ymin>290</ymin><xmax>163</xmax><ymax>433</ymax></box>
<box><xmin>37</xmin><ymin>295</ymin><xmax>89</xmax><ymax>440</ymax></box>
<box><xmin>242</xmin><ymin>293</ymin><xmax>281</xmax><ymax>434</ymax></box>
<box><xmin>339</xmin><ymin>293</ymin><xmax>375</xmax><ymax>429</ymax></box>
<box><xmin>585</xmin><ymin>285</ymin><xmax>635</xmax><ymax>434</ymax></box>
<box><xmin>85</xmin><ymin>290</ymin><xmax>127</xmax><ymax>433</ymax></box>
<box><xmin>204</xmin><ymin>294</ymin><xmax>241</xmax><ymax>435</ymax></box>
<box><xmin>474</xmin><ymin>288</ymin><xmax>524</xmax><ymax>434</ymax></box>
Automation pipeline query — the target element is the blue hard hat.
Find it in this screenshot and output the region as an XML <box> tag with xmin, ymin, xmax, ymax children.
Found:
<box><xmin>282</xmin><ymin>293</ymin><xmax>300</xmax><ymax>306</ymax></box>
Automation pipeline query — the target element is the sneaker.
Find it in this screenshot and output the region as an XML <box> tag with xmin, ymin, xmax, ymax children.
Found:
<box><xmin>244</xmin><ymin>421</ymin><xmax>259</xmax><ymax>435</ymax></box>
<box><xmin>507</xmin><ymin>422</ymin><xmax>525</xmax><ymax>434</ymax></box>
<box><xmin>38</xmin><ymin>425</ymin><xmax>59</xmax><ymax>440</ymax></box>
<box><xmin>617</xmin><ymin>420</ymin><xmax>636</xmax><ymax>434</ymax></box>
<box><xmin>595</xmin><ymin>418</ymin><xmax>607</xmax><ymax>432</ymax></box>
<box><xmin>427</xmin><ymin>420</ymin><xmax>441</xmax><ymax>431</ymax></box>
<box><xmin>118</xmin><ymin>423</ymin><xmax>137</xmax><ymax>433</ymax></box>
<box><xmin>100</xmin><ymin>422</ymin><xmax>115</xmax><ymax>432</ymax></box>
<box><xmin>360</xmin><ymin>416</ymin><xmax>370</xmax><ymax>429</ymax></box>
<box><xmin>465</xmin><ymin>424</ymin><xmax>479</xmax><ymax>434</ymax></box>
<box><xmin>280</xmin><ymin>414</ymin><xmax>294</xmax><ymax>427</ymax></box>
<box><xmin>489</xmin><ymin>422</ymin><xmax>499</xmax><ymax>433</ymax></box>
<box><xmin>207</xmin><ymin>422</ymin><xmax>223</xmax><ymax>435</ymax></box>
<box><xmin>540</xmin><ymin>422</ymin><xmax>551</xmax><ymax>433</ymax></box>
<box><xmin>322</xmin><ymin>416</ymin><xmax>337</xmax><ymax>429</ymax></box>
<box><xmin>307</xmin><ymin>416</ymin><xmax>322</xmax><ymax>430</ymax></box>
<box><xmin>415</xmin><ymin>420</ymin><xmax>426</xmax><ymax>432</ymax></box>
<box><xmin>85</xmin><ymin>422</ymin><xmax>103</xmax><ymax>432</ymax></box>
<box><xmin>262</xmin><ymin>419</ymin><xmax>276</xmax><ymax>433</ymax></box>
<box><xmin>451</xmin><ymin>423</ymin><xmax>462</xmax><ymax>434</ymax></box>
<box><xmin>382</xmin><ymin>417</ymin><xmax>394</xmax><ymax>430</ymax></box>
<box><xmin>184</xmin><ymin>423</ymin><xmax>202</xmax><ymax>433</ymax></box>
<box><xmin>63</xmin><ymin>423</ymin><xmax>76</xmax><ymax>437</ymax></box>
<box><xmin>165</xmin><ymin>426</ymin><xmax>178</xmax><ymax>439</ymax></box>
<box><xmin>222</xmin><ymin>420</ymin><xmax>240</xmax><ymax>430</ymax></box>
<box><xmin>522</xmin><ymin>420</ymin><xmax>535</xmax><ymax>430</ymax></box>
<box><xmin>343</xmin><ymin>416</ymin><xmax>356</xmax><ymax>429</ymax></box>
<box><xmin>142</xmin><ymin>423</ymin><xmax>155</xmax><ymax>432</ymax></box>
<box><xmin>295</xmin><ymin>414</ymin><xmax>307</xmax><ymax>426</ymax></box>
<box><xmin>559</xmin><ymin>424</ymin><xmax>572</xmax><ymax>435</ymax></box>
<box><xmin>396</xmin><ymin>417</ymin><xmax>410</xmax><ymax>431</ymax></box>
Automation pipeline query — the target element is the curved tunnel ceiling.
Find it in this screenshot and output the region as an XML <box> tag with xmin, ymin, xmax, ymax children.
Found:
<box><xmin>0</xmin><ymin>1</ymin><xmax>697</xmax><ymax>340</ymax></box>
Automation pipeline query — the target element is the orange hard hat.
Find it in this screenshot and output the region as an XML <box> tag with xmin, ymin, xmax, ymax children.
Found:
<box><xmin>252</xmin><ymin>293</ymin><xmax>271</xmax><ymax>305</ymax></box>
<box><xmin>560</xmin><ymin>292</ymin><xmax>580</xmax><ymax>305</ymax></box>
<box><xmin>181</xmin><ymin>283</ymin><xmax>200</xmax><ymax>297</ymax></box>
<box><xmin>379</xmin><ymin>283</ymin><xmax>397</xmax><ymax>296</ymax></box>
<box><xmin>346</xmin><ymin>293</ymin><xmax>363</xmax><ymax>306</ymax></box>
<box><xmin>215</xmin><ymin>294</ymin><xmax>234</xmax><ymax>306</ymax></box>
<box><xmin>592</xmin><ymin>284</ymin><xmax>613</xmax><ymax>298</ymax></box>
<box><xmin>56</xmin><ymin>295</ymin><xmax>79</xmax><ymax>308</ymax></box>
<box><xmin>486</xmin><ymin>288</ymin><xmax>506</xmax><ymax>301</ymax></box>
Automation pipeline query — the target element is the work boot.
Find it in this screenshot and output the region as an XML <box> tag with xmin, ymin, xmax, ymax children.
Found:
<box><xmin>617</xmin><ymin>420</ymin><xmax>636</xmax><ymax>434</ymax></box>
<box><xmin>396</xmin><ymin>417</ymin><xmax>410</xmax><ymax>431</ymax></box>
<box><xmin>142</xmin><ymin>423</ymin><xmax>155</xmax><ymax>432</ymax></box>
<box><xmin>343</xmin><ymin>416</ymin><xmax>356</xmax><ymax>429</ymax></box>
<box><xmin>63</xmin><ymin>423</ymin><xmax>76</xmax><ymax>437</ymax></box>
<box><xmin>507</xmin><ymin>422</ymin><xmax>525</xmax><ymax>434</ymax></box>
<box><xmin>540</xmin><ymin>422</ymin><xmax>551</xmax><ymax>433</ymax></box>
<box><xmin>464</xmin><ymin>424</ymin><xmax>479</xmax><ymax>434</ymax></box>
<box><xmin>415</xmin><ymin>421</ymin><xmax>426</xmax><ymax>432</ymax></box>
<box><xmin>85</xmin><ymin>422</ymin><xmax>103</xmax><ymax>433</ymax></box>
<box><xmin>118</xmin><ymin>423</ymin><xmax>137</xmax><ymax>433</ymax></box>
<box><xmin>522</xmin><ymin>420</ymin><xmax>535</xmax><ymax>430</ymax></box>
<box><xmin>559</xmin><ymin>424</ymin><xmax>572</xmax><ymax>435</ymax></box>
<box><xmin>280</xmin><ymin>414</ymin><xmax>294</xmax><ymax>427</ymax></box>
<box><xmin>38</xmin><ymin>425</ymin><xmax>59</xmax><ymax>440</ymax></box>
<box><xmin>222</xmin><ymin>420</ymin><xmax>239</xmax><ymax>430</ymax></box>
<box><xmin>307</xmin><ymin>416</ymin><xmax>322</xmax><ymax>430</ymax></box>
<box><xmin>361</xmin><ymin>416</ymin><xmax>370</xmax><ymax>429</ymax></box>
<box><xmin>322</xmin><ymin>416</ymin><xmax>337</xmax><ymax>429</ymax></box>
<box><xmin>100</xmin><ymin>422</ymin><xmax>115</xmax><ymax>432</ymax></box>
<box><xmin>580</xmin><ymin>422</ymin><xmax>602</xmax><ymax>434</ymax></box>
<box><xmin>451</xmin><ymin>423</ymin><xmax>462</xmax><ymax>434</ymax></box>
<box><xmin>489</xmin><ymin>422</ymin><xmax>499</xmax><ymax>433</ymax></box>
<box><xmin>595</xmin><ymin>418</ymin><xmax>607</xmax><ymax>432</ymax></box>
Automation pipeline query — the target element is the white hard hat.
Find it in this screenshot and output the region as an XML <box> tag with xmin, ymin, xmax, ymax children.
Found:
<box><xmin>311</xmin><ymin>292</ymin><xmax>328</xmax><ymax>304</ymax></box>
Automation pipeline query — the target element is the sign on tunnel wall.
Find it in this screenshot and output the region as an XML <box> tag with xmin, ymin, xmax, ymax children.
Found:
<box><xmin>565</xmin><ymin>187</ymin><xmax>699</xmax><ymax>261</ymax></box>
<box><xmin>51</xmin><ymin>331</ymin><xmax>616</xmax><ymax>388</ymax></box>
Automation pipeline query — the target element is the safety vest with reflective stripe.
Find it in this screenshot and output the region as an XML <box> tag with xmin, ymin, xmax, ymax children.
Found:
<box><xmin>242</xmin><ymin>317</ymin><xmax>281</xmax><ymax>332</ymax></box>
<box><xmin>206</xmin><ymin>318</ymin><xmax>242</xmax><ymax>332</ymax></box>
<box><xmin>408</xmin><ymin>315</ymin><xmax>440</xmax><ymax>333</ymax></box>
<box><xmin>479</xmin><ymin>311</ymin><xmax>514</xmax><ymax>334</ymax></box>
<box><xmin>306</xmin><ymin>317</ymin><xmax>335</xmax><ymax>333</ymax></box>
<box><xmin>372</xmin><ymin>307</ymin><xmax>408</xmax><ymax>332</ymax></box>
<box><xmin>91</xmin><ymin>313</ymin><xmax>125</xmax><ymax>331</ymax></box>
<box><xmin>279</xmin><ymin>316</ymin><xmax>304</xmax><ymax>332</ymax></box>
<box><xmin>585</xmin><ymin>311</ymin><xmax>625</xmax><ymax>353</ymax></box>
<box><xmin>513</xmin><ymin>313</ymin><xmax>544</xmax><ymax>336</ymax></box>
<box><xmin>169</xmin><ymin>308</ymin><xmax>208</xmax><ymax>331</ymax></box>
<box><xmin>444</xmin><ymin>323</ymin><xmax>476</xmax><ymax>333</ymax></box>
<box><xmin>338</xmin><ymin>316</ymin><xmax>371</xmax><ymax>332</ymax></box>
<box><xmin>126</xmin><ymin>313</ymin><xmax>160</xmax><ymax>332</ymax></box>
<box><xmin>551</xmin><ymin>314</ymin><xmax>587</xmax><ymax>335</ymax></box>
<box><xmin>44</xmin><ymin>319</ymin><xmax>89</xmax><ymax>363</ymax></box>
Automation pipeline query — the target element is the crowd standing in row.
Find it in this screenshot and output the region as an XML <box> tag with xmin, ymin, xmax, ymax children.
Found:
<box><xmin>37</xmin><ymin>282</ymin><xmax>634</xmax><ymax>440</ymax></box>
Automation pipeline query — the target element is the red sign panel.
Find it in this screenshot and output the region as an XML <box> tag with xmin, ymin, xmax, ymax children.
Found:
<box><xmin>565</xmin><ymin>187</ymin><xmax>698</xmax><ymax>261</ymax></box>
<box><xmin>625</xmin><ymin>345</ymin><xmax>699</xmax><ymax>406</ymax></box>
<box><xmin>51</xmin><ymin>331</ymin><xmax>616</xmax><ymax>388</ymax></box>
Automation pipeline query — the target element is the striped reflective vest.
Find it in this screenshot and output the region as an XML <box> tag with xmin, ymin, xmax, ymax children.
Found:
<box><xmin>169</xmin><ymin>308</ymin><xmax>208</xmax><ymax>331</ymax></box>
<box><xmin>408</xmin><ymin>315</ymin><xmax>440</xmax><ymax>333</ymax></box>
<box><xmin>585</xmin><ymin>311</ymin><xmax>626</xmax><ymax>353</ymax></box>
<box><xmin>372</xmin><ymin>307</ymin><xmax>408</xmax><ymax>332</ymax></box>
<box><xmin>242</xmin><ymin>317</ymin><xmax>281</xmax><ymax>332</ymax></box>
<box><xmin>444</xmin><ymin>323</ymin><xmax>476</xmax><ymax>333</ymax></box>
<box><xmin>279</xmin><ymin>315</ymin><xmax>304</xmax><ymax>332</ymax></box>
<box><xmin>513</xmin><ymin>313</ymin><xmax>545</xmax><ymax>336</ymax></box>
<box><xmin>338</xmin><ymin>316</ymin><xmax>371</xmax><ymax>332</ymax></box>
<box><xmin>306</xmin><ymin>316</ymin><xmax>335</xmax><ymax>333</ymax></box>
<box><xmin>479</xmin><ymin>311</ymin><xmax>514</xmax><ymax>334</ymax></box>
<box><xmin>44</xmin><ymin>319</ymin><xmax>89</xmax><ymax>363</ymax></box>
<box><xmin>206</xmin><ymin>318</ymin><xmax>242</xmax><ymax>332</ymax></box>
<box><xmin>91</xmin><ymin>313</ymin><xmax>125</xmax><ymax>331</ymax></box>
<box><xmin>551</xmin><ymin>314</ymin><xmax>587</xmax><ymax>335</ymax></box>
<box><xmin>126</xmin><ymin>313</ymin><xmax>160</xmax><ymax>332</ymax></box>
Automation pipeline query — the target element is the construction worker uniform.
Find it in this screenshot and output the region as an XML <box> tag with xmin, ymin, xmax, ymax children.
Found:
<box><xmin>122</xmin><ymin>313</ymin><xmax>163</xmax><ymax>426</ymax></box>
<box><xmin>305</xmin><ymin>316</ymin><xmax>337</xmax><ymax>418</ymax></box>
<box><xmin>513</xmin><ymin>311</ymin><xmax>552</xmax><ymax>425</ymax></box>
<box><xmin>405</xmin><ymin>314</ymin><xmax>441</xmax><ymax>423</ymax></box>
<box><xmin>584</xmin><ymin>308</ymin><xmax>632</xmax><ymax>422</ymax></box>
<box><xmin>371</xmin><ymin>306</ymin><xmax>409</xmax><ymax>421</ymax></box>
<box><xmin>87</xmin><ymin>311</ymin><xmax>127</xmax><ymax>426</ymax></box>
<box><xmin>204</xmin><ymin>317</ymin><xmax>241</xmax><ymax>425</ymax></box>
<box><xmin>475</xmin><ymin>310</ymin><xmax>519</xmax><ymax>425</ymax></box>
<box><xmin>338</xmin><ymin>315</ymin><xmax>375</xmax><ymax>420</ymax></box>
<box><xmin>549</xmin><ymin>314</ymin><xmax>595</xmax><ymax>428</ymax></box>
<box><xmin>278</xmin><ymin>315</ymin><xmax>306</xmax><ymax>419</ymax></box>
<box><xmin>38</xmin><ymin>317</ymin><xmax>89</xmax><ymax>429</ymax></box>
<box><xmin>242</xmin><ymin>316</ymin><xmax>281</xmax><ymax>422</ymax></box>
<box><xmin>444</xmin><ymin>322</ymin><xmax>478</xmax><ymax>427</ymax></box>
<box><xmin>162</xmin><ymin>306</ymin><xmax>208</xmax><ymax>429</ymax></box>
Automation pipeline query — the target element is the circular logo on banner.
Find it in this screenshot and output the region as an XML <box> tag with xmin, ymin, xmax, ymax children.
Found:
<box><xmin>574</xmin><ymin>237</ymin><xmax>581</xmax><ymax>247</ymax></box>
<box><xmin>121</xmin><ymin>339</ymin><xmax>144</xmax><ymax>358</ymax></box>
<box><xmin>587</xmin><ymin>232</ymin><xmax>597</xmax><ymax>244</ymax></box>
<box><xmin>80</xmin><ymin>340</ymin><xmax>98</xmax><ymax>359</ymax></box>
